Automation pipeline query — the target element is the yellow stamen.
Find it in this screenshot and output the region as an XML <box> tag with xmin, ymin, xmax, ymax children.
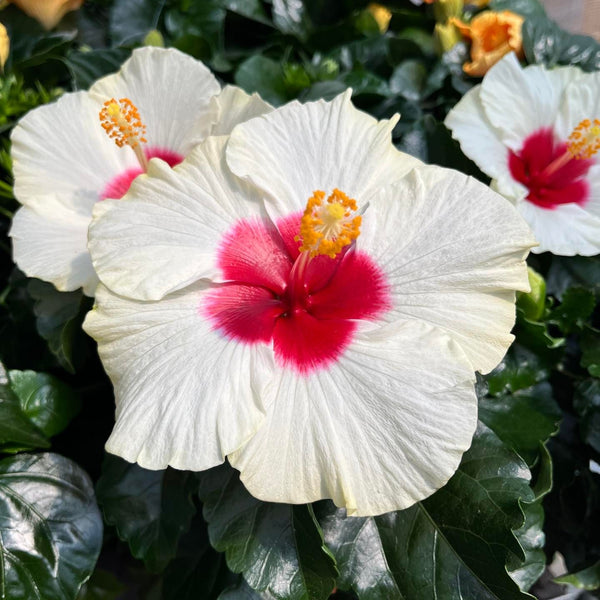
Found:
<box><xmin>296</xmin><ymin>189</ymin><xmax>362</xmax><ymax>258</ymax></box>
<box><xmin>99</xmin><ymin>97</ymin><xmax>148</xmax><ymax>170</ymax></box>
<box><xmin>567</xmin><ymin>118</ymin><xmax>600</xmax><ymax>160</ymax></box>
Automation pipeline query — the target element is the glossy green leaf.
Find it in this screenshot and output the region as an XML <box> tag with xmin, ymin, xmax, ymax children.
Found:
<box><xmin>523</xmin><ymin>16</ymin><xmax>600</xmax><ymax>71</ymax></box>
<box><xmin>573</xmin><ymin>380</ymin><xmax>600</xmax><ymax>453</ymax></box>
<box><xmin>489</xmin><ymin>0</ymin><xmax>546</xmax><ymax>18</ymax></box>
<box><xmin>8</xmin><ymin>370</ymin><xmax>80</xmax><ymax>439</ymax></box>
<box><xmin>548</xmin><ymin>287</ymin><xmax>595</xmax><ymax>334</ymax></box>
<box><xmin>95</xmin><ymin>455</ymin><xmax>197</xmax><ymax>573</ymax></box>
<box><xmin>479</xmin><ymin>382</ymin><xmax>561</xmax><ymax>466</ymax></box>
<box><xmin>580</xmin><ymin>327</ymin><xmax>600</xmax><ymax>377</ymax></box>
<box><xmin>64</xmin><ymin>48</ymin><xmax>132</xmax><ymax>91</ymax></box>
<box><xmin>389</xmin><ymin>59</ymin><xmax>427</xmax><ymax>101</ymax></box>
<box><xmin>109</xmin><ymin>0</ymin><xmax>167</xmax><ymax>45</ymax></box>
<box><xmin>0</xmin><ymin>453</ymin><xmax>103</xmax><ymax>600</ymax></box>
<box><xmin>219</xmin><ymin>579</ymin><xmax>275</xmax><ymax>599</ymax></box>
<box><xmin>0</xmin><ymin>364</ymin><xmax>49</xmax><ymax>453</ymax></box>
<box><xmin>223</xmin><ymin>0</ymin><xmax>271</xmax><ymax>25</ymax></box>
<box><xmin>162</xmin><ymin>514</ymin><xmax>229</xmax><ymax>600</ymax></box>
<box><xmin>272</xmin><ymin>0</ymin><xmax>311</xmax><ymax>40</ymax></box>
<box><xmin>234</xmin><ymin>56</ymin><xmax>289</xmax><ymax>105</ymax></box>
<box><xmin>317</xmin><ymin>423</ymin><xmax>534</xmax><ymax>600</ymax></box>
<box><xmin>514</xmin><ymin>308</ymin><xmax>565</xmax><ymax>361</ymax></box>
<box><xmin>486</xmin><ymin>345</ymin><xmax>551</xmax><ymax>396</ymax></box>
<box><xmin>197</xmin><ymin>463</ymin><xmax>338</xmax><ymax>600</ymax></box>
<box><xmin>555</xmin><ymin>560</ymin><xmax>600</xmax><ymax>590</ymax></box>
<box><xmin>546</xmin><ymin>256</ymin><xmax>600</xmax><ymax>299</ymax></box>
<box><xmin>27</xmin><ymin>280</ymin><xmax>89</xmax><ymax>373</ymax></box>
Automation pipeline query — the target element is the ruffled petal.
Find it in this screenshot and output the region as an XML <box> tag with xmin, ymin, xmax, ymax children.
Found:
<box><xmin>518</xmin><ymin>200</ymin><xmax>600</xmax><ymax>256</ymax></box>
<box><xmin>359</xmin><ymin>165</ymin><xmax>536</xmax><ymax>374</ymax></box>
<box><xmin>480</xmin><ymin>53</ymin><xmax>582</xmax><ymax>150</ymax></box>
<box><xmin>226</xmin><ymin>89</ymin><xmax>422</xmax><ymax>218</ymax></box>
<box><xmin>83</xmin><ymin>283</ymin><xmax>273</xmax><ymax>471</ymax></box>
<box><xmin>555</xmin><ymin>70</ymin><xmax>600</xmax><ymax>139</ymax></box>
<box><xmin>210</xmin><ymin>85</ymin><xmax>274</xmax><ymax>136</ymax></box>
<box><xmin>89</xmin><ymin>136</ymin><xmax>266</xmax><ymax>301</ymax></box>
<box><xmin>10</xmin><ymin>203</ymin><xmax>97</xmax><ymax>295</ymax></box>
<box><xmin>444</xmin><ymin>85</ymin><xmax>511</xmax><ymax>181</ymax></box>
<box><xmin>89</xmin><ymin>47</ymin><xmax>221</xmax><ymax>154</ymax></box>
<box><xmin>229</xmin><ymin>320</ymin><xmax>477</xmax><ymax>517</ymax></box>
<box><xmin>11</xmin><ymin>91</ymin><xmax>135</xmax><ymax>214</ymax></box>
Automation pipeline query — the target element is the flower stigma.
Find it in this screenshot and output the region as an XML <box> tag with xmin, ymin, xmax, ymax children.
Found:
<box><xmin>99</xmin><ymin>97</ymin><xmax>148</xmax><ymax>170</ymax></box>
<box><xmin>296</xmin><ymin>189</ymin><xmax>362</xmax><ymax>259</ymax></box>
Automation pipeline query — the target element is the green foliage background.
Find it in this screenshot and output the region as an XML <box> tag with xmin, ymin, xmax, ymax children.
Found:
<box><xmin>0</xmin><ymin>0</ymin><xmax>600</xmax><ymax>598</ymax></box>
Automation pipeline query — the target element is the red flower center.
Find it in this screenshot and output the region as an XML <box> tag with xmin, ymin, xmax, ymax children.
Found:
<box><xmin>204</xmin><ymin>213</ymin><xmax>391</xmax><ymax>374</ymax></box>
<box><xmin>508</xmin><ymin>128</ymin><xmax>593</xmax><ymax>210</ymax></box>
<box><xmin>99</xmin><ymin>147</ymin><xmax>184</xmax><ymax>200</ymax></box>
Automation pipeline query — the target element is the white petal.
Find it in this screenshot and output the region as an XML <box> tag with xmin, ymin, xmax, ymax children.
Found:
<box><xmin>210</xmin><ymin>85</ymin><xmax>274</xmax><ymax>136</ymax></box>
<box><xmin>360</xmin><ymin>166</ymin><xmax>536</xmax><ymax>374</ymax></box>
<box><xmin>89</xmin><ymin>136</ymin><xmax>266</xmax><ymax>301</ymax></box>
<box><xmin>226</xmin><ymin>89</ymin><xmax>422</xmax><ymax>218</ymax></box>
<box><xmin>480</xmin><ymin>53</ymin><xmax>582</xmax><ymax>150</ymax></box>
<box><xmin>83</xmin><ymin>283</ymin><xmax>272</xmax><ymax>471</ymax></box>
<box><xmin>229</xmin><ymin>321</ymin><xmax>477</xmax><ymax>517</ymax></box>
<box><xmin>444</xmin><ymin>85</ymin><xmax>511</xmax><ymax>181</ymax></box>
<box><xmin>11</xmin><ymin>91</ymin><xmax>136</xmax><ymax>214</ymax></box>
<box><xmin>555</xmin><ymin>70</ymin><xmax>600</xmax><ymax>139</ymax></box>
<box><xmin>518</xmin><ymin>200</ymin><xmax>600</xmax><ymax>256</ymax></box>
<box><xmin>89</xmin><ymin>46</ymin><xmax>221</xmax><ymax>154</ymax></box>
<box><xmin>10</xmin><ymin>203</ymin><xmax>97</xmax><ymax>295</ymax></box>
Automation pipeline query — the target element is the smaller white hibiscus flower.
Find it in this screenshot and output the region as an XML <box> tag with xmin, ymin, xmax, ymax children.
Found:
<box><xmin>445</xmin><ymin>51</ymin><xmax>600</xmax><ymax>256</ymax></box>
<box><xmin>84</xmin><ymin>91</ymin><xmax>535</xmax><ymax>516</ymax></box>
<box><xmin>9</xmin><ymin>46</ymin><xmax>271</xmax><ymax>295</ymax></box>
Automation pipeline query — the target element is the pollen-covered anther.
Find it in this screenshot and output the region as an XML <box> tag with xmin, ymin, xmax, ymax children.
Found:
<box><xmin>567</xmin><ymin>118</ymin><xmax>600</xmax><ymax>159</ymax></box>
<box><xmin>99</xmin><ymin>98</ymin><xmax>147</xmax><ymax>149</ymax></box>
<box><xmin>296</xmin><ymin>188</ymin><xmax>362</xmax><ymax>258</ymax></box>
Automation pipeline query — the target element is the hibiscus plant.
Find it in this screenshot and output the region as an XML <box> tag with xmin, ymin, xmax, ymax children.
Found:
<box><xmin>0</xmin><ymin>0</ymin><xmax>599</xmax><ymax>599</ymax></box>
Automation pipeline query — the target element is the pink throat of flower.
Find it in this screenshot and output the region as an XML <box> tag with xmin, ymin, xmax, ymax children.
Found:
<box><xmin>99</xmin><ymin>147</ymin><xmax>184</xmax><ymax>201</ymax></box>
<box><xmin>204</xmin><ymin>213</ymin><xmax>391</xmax><ymax>375</ymax></box>
<box><xmin>508</xmin><ymin>128</ymin><xmax>593</xmax><ymax>210</ymax></box>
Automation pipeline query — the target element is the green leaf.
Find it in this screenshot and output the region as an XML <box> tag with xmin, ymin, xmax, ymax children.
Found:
<box><xmin>0</xmin><ymin>365</ymin><xmax>49</xmax><ymax>453</ymax></box>
<box><xmin>223</xmin><ymin>0</ymin><xmax>271</xmax><ymax>25</ymax></box>
<box><xmin>317</xmin><ymin>423</ymin><xmax>534</xmax><ymax>599</ymax></box>
<box><xmin>95</xmin><ymin>455</ymin><xmax>197</xmax><ymax>573</ymax></box>
<box><xmin>197</xmin><ymin>463</ymin><xmax>338</xmax><ymax>600</ymax></box>
<box><xmin>581</xmin><ymin>327</ymin><xmax>600</xmax><ymax>377</ymax></box>
<box><xmin>523</xmin><ymin>16</ymin><xmax>600</xmax><ymax>71</ymax></box>
<box><xmin>272</xmin><ymin>0</ymin><xmax>311</xmax><ymax>40</ymax></box>
<box><xmin>77</xmin><ymin>569</ymin><xmax>126</xmax><ymax>600</ymax></box>
<box><xmin>0</xmin><ymin>452</ymin><xmax>103</xmax><ymax>600</ymax></box>
<box><xmin>389</xmin><ymin>59</ymin><xmax>427</xmax><ymax>101</ymax></box>
<box><xmin>162</xmin><ymin>512</ymin><xmax>231</xmax><ymax>600</ymax></box>
<box><xmin>64</xmin><ymin>48</ymin><xmax>132</xmax><ymax>91</ymax></box>
<box><xmin>8</xmin><ymin>370</ymin><xmax>80</xmax><ymax>439</ymax></box>
<box><xmin>488</xmin><ymin>0</ymin><xmax>546</xmax><ymax>18</ymax></box>
<box><xmin>514</xmin><ymin>308</ymin><xmax>565</xmax><ymax>361</ymax></box>
<box><xmin>219</xmin><ymin>579</ymin><xmax>275</xmax><ymax>599</ymax></box>
<box><xmin>546</xmin><ymin>255</ymin><xmax>600</xmax><ymax>299</ymax></box>
<box><xmin>548</xmin><ymin>287</ymin><xmax>595</xmax><ymax>334</ymax></box>
<box><xmin>109</xmin><ymin>0</ymin><xmax>167</xmax><ymax>45</ymax></box>
<box><xmin>573</xmin><ymin>379</ymin><xmax>600</xmax><ymax>453</ymax></box>
<box><xmin>234</xmin><ymin>56</ymin><xmax>289</xmax><ymax>106</ymax></box>
<box><xmin>555</xmin><ymin>560</ymin><xmax>600</xmax><ymax>590</ymax></box>
<box><xmin>27</xmin><ymin>280</ymin><xmax>89</xmax><ymax>373</ymax></box>
<box><xmin>479</xmin><ymin>382</ymin><xmax>561</xmax><ymax>466</ymax></box>
<box><xmin>485</xmin><ymin>345</ymin><xmax>551</xmax><ymax>396</ymax></box>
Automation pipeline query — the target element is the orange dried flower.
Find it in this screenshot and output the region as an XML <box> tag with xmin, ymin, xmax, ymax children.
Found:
<box><xmin>451</xmin><ymin>10</ymin><xmax>524</xmax><ymax>77</ymax></box>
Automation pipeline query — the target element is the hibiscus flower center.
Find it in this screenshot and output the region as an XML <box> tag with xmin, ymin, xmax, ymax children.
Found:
<box><xmin>98</xmin><ymin>97</ymin><xmax>184</xmax><ymax>200</ymax></box>
<box><xmin>204</xmin><ymin>191</ymin><xmax>390</xmax><ymax>375</ymax></box>
<box><xmin>508</xmin><ymin>120</ymin><xmax>599</xmax><ymax>210</ymax></box>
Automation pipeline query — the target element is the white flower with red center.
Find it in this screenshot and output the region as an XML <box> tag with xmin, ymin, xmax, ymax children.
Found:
<box><xmin>84</xmin><ymin>91</ymin><xmax>535</xmax><ymax>516</ymax></box>
<box><xmin>9</xmin><ymin>46</ymin><xmax>272</xmax><ymax>295</ymax></box>
<box><xmin>445</xmin><ymin>52</ymin><xmax>600</xmax><ymax>256</ymax></box>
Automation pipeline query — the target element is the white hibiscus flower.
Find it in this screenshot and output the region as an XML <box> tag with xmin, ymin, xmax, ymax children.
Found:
<box><xmin>9</xmin><ymin>46</ymin><xmax>271</xmax><ymax>295</ymax></box>
<box><xmin>84</xmin><ymin>91</ymin><xmax>535</xmax><ymax>516</ymax></box>
<box><xmin>445</xmin><ymin>51</ymin><xmax>600</xmax><ymax>256</ymax></box>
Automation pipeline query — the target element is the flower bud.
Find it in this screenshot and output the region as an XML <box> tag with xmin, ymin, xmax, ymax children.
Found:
<box><xmin>0</xmin><ymin>23</ymin><xmax>8</xmax><ymax>71</ymax></box>
<box><xmin>517</xmin><ymin>267</ymin><xmax>546</xmax><ymax>321</ymax></box>
<box><xmin>434</xmin><ymin>21</ymin><xmax>462</xmax><ymax>52</ymax></box>
<box><xmin>10</xmin><ymin>0</ymin><xmax>83</xmax><ymax>30</ymax></box>
<box><xmin>434</xmin><ymin>0</ymin><xmax>464</xmax><ymax>21</ymax></box>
